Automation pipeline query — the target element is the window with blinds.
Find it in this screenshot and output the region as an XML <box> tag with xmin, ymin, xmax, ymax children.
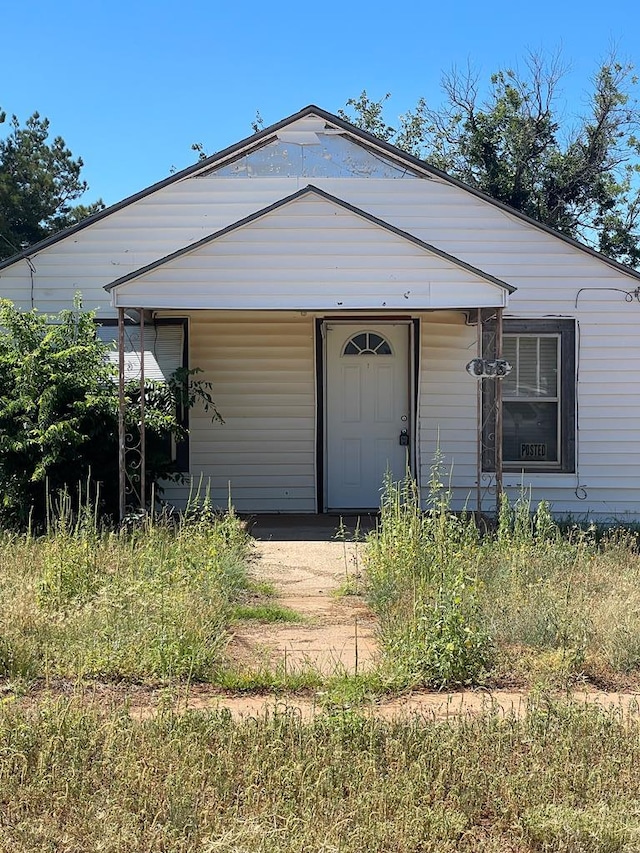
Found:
<box><xmin>96</xmin><ymin>324</ymin><xmax>184</xmax><ymax>382</ymax></box>
<box><xmin>502</xmin><ymin>334</ymin><xmax>560</xmax><ymax>465</ymax></box>
<box><xmin>482</xmin><ymin>319</ymin><xmax>575</xmax><ymax>474</ymax></box>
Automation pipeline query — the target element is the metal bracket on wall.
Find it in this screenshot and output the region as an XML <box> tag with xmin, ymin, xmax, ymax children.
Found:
<box><xmin>118</xmin><ymin>307</ymin><xmax>146</xmax><ymax>520</ymax></box>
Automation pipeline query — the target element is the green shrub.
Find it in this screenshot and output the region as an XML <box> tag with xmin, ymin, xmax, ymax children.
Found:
<box><xmin>0</xmin><ymin>299</ymin><xmax>220</xmax><ymax>528</ymax></box>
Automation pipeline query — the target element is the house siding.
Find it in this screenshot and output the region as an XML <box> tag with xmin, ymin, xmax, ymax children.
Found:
<box><xmin>111</xmin><ymin>193</ymin><xmax>508</xmax><ymax>310</ymax></box>
<box><xmin>160</xmin><ymin>311</ymin><xmax>317</xmax><ymax>513</ymax></box>
<box><xmin>417</xmin><ymin>311</ymin><xmax>478</xmax><ymax>507</ymax></box>
<box><xmin>2</xmin><ymin>159</ymin><xmax>640</xmax><ymax>519</ymax></box>
<box><xmin>2</xmin><ymin>177</ymin><xmax>625</xmax><ymax>315</ymax></box>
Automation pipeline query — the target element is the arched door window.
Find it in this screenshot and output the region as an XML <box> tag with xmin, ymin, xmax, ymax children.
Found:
<box><xmin>342</xmin><ymin>332</ymin><xmax>393</xmax><ymax>356</ymax></box>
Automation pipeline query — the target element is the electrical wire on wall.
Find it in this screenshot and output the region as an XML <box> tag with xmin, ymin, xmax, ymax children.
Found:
<box><xmin>574</xmin><ymin>286</ymin><xmax>640</xmax><ymax>308</ymax></box>
<box><xmin>574</xmin><ymin>319</ymin><xmax>587</xmax><ymax>500</ymax></box>
<box><xmin>27</xmin><ymin>257</ymin><xmax>36</xmax><ymax>308</ymax></box>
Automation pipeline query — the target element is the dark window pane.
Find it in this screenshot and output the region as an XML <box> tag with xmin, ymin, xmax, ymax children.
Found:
<box><xmin>352</xmin><ymin>333</ymin><xmax>367</xmax><ymax>350</ymax></box>
<box><xmin>503</xmin><ymin>401</ymin><xmax>558</xmax><ymax>464</ymax></box>
<box><xmin>369</xmin><ymin>333</ymin><xmax>392</xmax><ymax>354</ymax></box>
<box><xmin>344</xmin><ymin>341</ymin><xmax>359</xmax><ymax>355</ymax></box>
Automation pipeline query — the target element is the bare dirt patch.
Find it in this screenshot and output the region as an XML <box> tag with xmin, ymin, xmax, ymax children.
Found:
<box><xmin>10</xmin><ymin>680</ymin><xmax>640</xmax><ymax>724</ymax></box>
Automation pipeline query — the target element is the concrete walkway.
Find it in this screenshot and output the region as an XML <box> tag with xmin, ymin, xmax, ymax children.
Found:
<box><xmin>228</xmin><ymin>515</ymin><xmax>379</xmax><ymax>676</ymax></box>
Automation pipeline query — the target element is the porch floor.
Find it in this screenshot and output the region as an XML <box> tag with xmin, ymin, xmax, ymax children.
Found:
<box><xmin>245</xmin><ymin>513</ymin><xmax>378</xmax><ymax>542</ymax></box>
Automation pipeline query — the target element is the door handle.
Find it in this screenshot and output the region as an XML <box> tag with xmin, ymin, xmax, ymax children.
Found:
<box><xmin>399</xmin><ymin>429</ymin><xmax>409</xmax><ymax>446</ymax></box>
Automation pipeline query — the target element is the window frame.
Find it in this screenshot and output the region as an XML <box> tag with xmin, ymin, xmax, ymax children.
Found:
<box><xmin>154</xmin><ymin>318</ymin><xmax>190</xmax><ymax>473</ymax></box>
<box><xmin>482</xmin><ymin>319</ymin><xmax>576</xmax><ymax>474</ymax></box>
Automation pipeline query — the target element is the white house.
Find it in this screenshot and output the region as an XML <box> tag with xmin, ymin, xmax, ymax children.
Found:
<box><xmin>1</xmin><ymin>105</ymin><xmax>640</xmax><ymax>519</ymax></box>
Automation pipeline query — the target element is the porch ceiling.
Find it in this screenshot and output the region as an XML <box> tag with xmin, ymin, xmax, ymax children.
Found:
<box><xmin>106</xmin><ymin>186</ymin><xmax>515</xmax><ymax>311</ymax></box>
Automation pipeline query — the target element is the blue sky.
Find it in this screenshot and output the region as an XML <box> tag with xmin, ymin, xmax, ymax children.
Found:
<box><xmin>2</xmin><ymin>0</ymin><xmax>640</xmax><ymax>206</ymax></box>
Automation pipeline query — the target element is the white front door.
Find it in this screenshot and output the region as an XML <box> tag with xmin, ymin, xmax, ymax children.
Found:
<box><xmin>325</xmin><ymin>323</ymin><xmax>410</xmax><ymax>510</ymax></box>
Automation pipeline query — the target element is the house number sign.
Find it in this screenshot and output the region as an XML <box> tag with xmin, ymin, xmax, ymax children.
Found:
<box><xmin>465</xmin><ymin>358</ymin><xmax>513</xmax><ymax>378</ymax></box>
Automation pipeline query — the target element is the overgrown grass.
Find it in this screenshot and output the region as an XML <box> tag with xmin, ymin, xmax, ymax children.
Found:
<box><xmin>366</xmin><ymin>461</ymin><xmax>640</xmax><ymax>690</ymax></box>
<box><xmin>0</xmin><ymin>499</ymin><xmax>250</xmax><ymax>682</ymax></box>
<box><xmin>366</xmin><ymin>463</ymin><xmax>491</xmax><ymax>688</ymax></box>
<box><xmin>481</xmin><ymin>500</ymin><xmax>640</xmax><ymax>685</ymax></box>
<box><xmin>2</xmin><ymin>697</ymin><xmax>640</xmax><ymax>851</ymax></box>
<box><xmin>4</xmin><ymin>465</ymin><xmax>640</xmax><ymax>695</ymax></box>
<box><xmin>232</xmin><ymin>602</ymin><xmax>305</xmax><ymax>623</ymax></box>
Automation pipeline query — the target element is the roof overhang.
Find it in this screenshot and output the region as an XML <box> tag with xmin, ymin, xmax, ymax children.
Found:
<box><xmin>106</xmin><ymin>186</ymin><xmax>514</xmax><ymax>312</ymax></box>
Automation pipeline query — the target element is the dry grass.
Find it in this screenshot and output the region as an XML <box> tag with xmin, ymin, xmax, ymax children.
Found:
<box><xmin>1</xmin><ymin>696</ymin><xmax>640</xmax><ymax>851</ymax></box>
<box><xmin>365</xmin><ymin>468</ymin><xmax>640</xmax><ymax>691</ymax></box>
<box><xmin>0</xmin><ymin>506</ymin><xmax>250</xmax><ymax>682</ymax></box>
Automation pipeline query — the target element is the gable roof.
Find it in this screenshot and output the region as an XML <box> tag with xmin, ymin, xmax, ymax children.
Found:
<box><xmin>105</xmin><ymin>184</ymin><xmax>515</xmax><ymax>295</ymax></box>
<box><xmin>1</xmin><ymin>104</ymin><xmax>640</xmax><ymax>285</ymax></box>
<box><xmin>105</xmin><ymin>185</ymin><xmax>515</xmax><ymax>311</ymax></box>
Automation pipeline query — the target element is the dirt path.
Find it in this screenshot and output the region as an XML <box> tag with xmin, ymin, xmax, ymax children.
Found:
<box><xmin>228</xmin><ymin>518</ymin><xmax>378</xmax><ymax>675</ymax></box>
<box><xmin>146</xmin><ymin>686</ymin><xmax>640</xmax><ymax>722</ymax></box>
<box><xmin>11</xmin><ymin>679</ymin><xmax>640</xmax><ymax>723</ymax></box>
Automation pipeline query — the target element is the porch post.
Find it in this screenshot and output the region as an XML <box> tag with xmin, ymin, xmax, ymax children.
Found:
<box><xmin>118</xmin><ymin>307</ymin><xmax>126</xmax><ymax>522</ymax></box>
<box><xmin>494</xmin><ymin>306</ymin><xmax>504</xmax><ymax>514</ymax></box>
<box><xmin>476</xmin><ymin>307</ymin><xmax>482</xmax><ymax>515</ymax></box>
<box><xmin>139</xmin><ymin>308</ymin><xmax>146</xmax><ymax>511</ymax></box>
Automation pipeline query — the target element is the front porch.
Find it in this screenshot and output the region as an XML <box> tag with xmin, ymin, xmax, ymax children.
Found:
<box><xmin>114</xmin><ymin>308</ymin><xmax>507</xmax><ymax>520</ymax></box>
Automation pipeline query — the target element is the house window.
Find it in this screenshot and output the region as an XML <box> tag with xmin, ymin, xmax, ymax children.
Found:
<box><xmin>502</xmin><ymin>335</ymin><xmax>559</xmax><ymax>465</ymax></box>
<box><xmin>483</xmin><ymin>319</ymin><xmax>575</xmax><ymax>473</ymax></box>
<box><xmin>96</xmin><ymin>319</ymin><xmax>190</xmax><ymax>472</ymax></box>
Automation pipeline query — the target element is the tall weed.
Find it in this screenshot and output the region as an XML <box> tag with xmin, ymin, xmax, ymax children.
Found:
<box><xmin>366</xmin><ymin>460</ymin><xmax>491</xmax><ymax>687</ymax></box>
<box><xmin>0</xmin><ymin>501</ymin><xmax>250</xmax><ymax>681</ymax></box>
<box><xmin>366</xmin><ymin>466</ymin><xmax>640</xmax><ymax>688</ymax></box>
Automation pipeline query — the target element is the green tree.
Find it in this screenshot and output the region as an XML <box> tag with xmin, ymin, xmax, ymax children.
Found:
<box><xmin>341</xmin><ymin>53</ymin><xmax>640</xmax><ymax>266</ymax></box>
<box><xmin>0</xmin><ymin>299</ymin><xmax>219</xmax><ymax>528</ymax></box>
<box><xmin>0</xmin><ymin>110</ymin><xmax>104</xmax><ymax>260</ymax></box>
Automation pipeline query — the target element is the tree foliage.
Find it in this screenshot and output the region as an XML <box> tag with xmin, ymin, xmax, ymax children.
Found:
<box><xmin>0</xmin><ymin>299</ymin><xmax>219</xmax><ymax>529</ymax></box>
<box><xmin>0</xmin><ymin>110</ymin><xmax>104</xmax><ymax>260</ymax></box>
<box><xmin>341</xmin><ymin>54</ymin><xmax>640</xmax><ymax>266</ymax></box>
